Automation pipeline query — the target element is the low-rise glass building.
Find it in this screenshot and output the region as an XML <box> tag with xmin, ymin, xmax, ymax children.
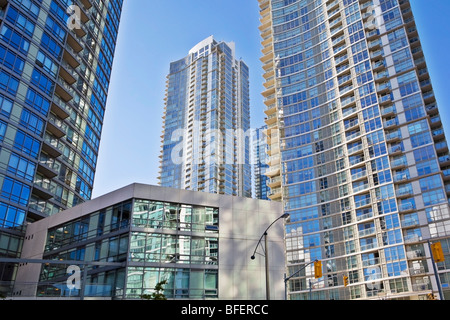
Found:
<box><xmin>12</xmin><ymin>183</ymin><xmax>285</xmax><ymax>300</ymax></box>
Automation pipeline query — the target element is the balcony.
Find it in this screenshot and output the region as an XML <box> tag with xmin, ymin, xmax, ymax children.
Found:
<box><xmin>435</xmin><ymin>141</ymin><xmax>449</xmax><ymax>153</ymax></box>
<box><xmin>377</xmin><ymin>82</ymin><xmax>391</xmax><ymax>94</ymax></box>
<box><xmin>391</xmin><ymin>157</ymin><xmax>407</xmax><ymax>169</ymax></box>
<box><xmin>384</xmin><ymin>118</ymin><xmax>399</xmax><ymax>129</ymax></box>
<box><xmin>51</xmin><ymin>95</ymin><xmax>70</xmax><ymax>120</ymax></box>
<box><xmin>55</xmin><ymin>77</ymin><xmax>74</xmax><ymax>102</ymax></box>
<box><xmin>406</xmin><ymin>250</ymin><xmax>425</xmax><ymax>260</ymax></box>
<box><xmin>32</xmin><ymin>179</ymin><xmax>54</xmax><ymax>201</ymax></box>
<box><xmin>368</xmin><ymin>39</ymin><xmax>382</xmax><ymax>50</ymax></box>
<box><xmin>338</xmin><ymin>73</ymin><xmax>352</xmax><ymax>87</ymax></box>
<box><xmin>372</xmin><ymin>60</ymin><xmax>386</xmax><ymax>72</ymax></box>
<box><xmin>42</xmin><ymin>133</ymin><xmax>63</xmax><ymax>158</ymax></box>
<box><xmin>46</xmin><ymin>114</ymin><xmax>67</xmax><ymax>139</ymax></box>
<box><xmin>378</xmin><ymin>93</ymin><xmax>392</xmax><ymax>105</ymax></box>
<box><xmin>268</xmin><ymin>187</ymin><xmax>282</xmax><ymax>200</ymax></box>
<box><xmin>430</xmin><ymin>115</ymin><xmax>442</xmax><ymax>128</ymax></box>
<box><xmin>341</xmin><ymin>95</ymin><xmax>356</xmax><ymax>108</ymax></box>
<box><xmin>425</xmin><ymin>103</ymin><xmax>438</xmax><ymax>116</ymax></box>
<box><xmin>401</xmin><ymin>217</ymin><xmax>420</xmax><ymax>228</ymax></box>
<box><xmin>332</xmin><ymin>34</ymin><xmax>345</xmax><ymax>47</ymax></box>
<box><xmin>442</xmin><ymin>169</ymin><xmax>450</xmax><ymax>181</ymax></box>
<box><xmin>370</xmin><ymin>49</ymin><xmax>384</xmax><ymax>60</ymax></box>
<box><xmin>353</xmin><ymin>181</ymin><xmax>369</xmax><ymax>193</ymax></box>
<box><xmin>344</xmin><ymin>117</ymin><xmax>359</xmax><ymax>130</ymax></box>
<box><xmin>63</xmin><ymin>46</ymin><xmax>81</xmax><ymax>68</ymax></box>
<box><xmin>267</xmin><ymin>176</ymin><xmax>281</xmax><ymax>188</ymax></box>
<box><xmin>423</xmin><ymin>91</ymin><xmax>436</xmax><ymax>104</ymax></box>
<box><xmin>358</xmin><ymin>227</ymin><xmax>376</xmax><ymax>238</ymax></box>
<box><xmin>393</xmin><ymin>172</ymin><xmax>409</xmax><ymax>183</ymax></box>
<box><xmin>374</xmin><ymin>71</ymin><xmax>389</xmax><ymax>82</ymax></box>
<box><xmin>396</xmin><ymin>186</ymin><xmax>413</xmax><ymax>198</ymax></box>
<box><xmin>346</xmin><ymin>130</ymin><xmax>361</xmax><ymax>142</ymax></box>
<box><xmin>351</xmin><ymin>170</ymin><xmax>367</xmax><ymax>181</ymax></box>
<box><xmin>342</xmin><ymin>105</ymin><xmax>358</xmax><ymax>119</ymax></box>
<box><xmin>348</xmin><ymin>143</ymin><xmax>364</xmax><ymax>155</ymax></box>
<box><xmin>389</xmin><ymin>144</ymin><xmax>403</xmax><ymax>156</ymax></box>
<box><xmin>59</xmin><ymin>62</ymin><xmax>77</xmax><ymax>85</ymax></box>
<box><xmin>399</xmin><ymin>202</ymin><xmax>415</xmax><ymax>213</ymax></box>
<box><xmin>404</xmin><ymin>234</ymin><xmax>422</xmax><ymax>244</ymax></box>
<box><xmin>438</xmin><ymin>155</ymin><xmax>450</xmax><ymax>167</ymax></box>
<box><xmin>366</xmin><ymin>29</ymin><xmax>380</xmax><ymax>40</ymax></box>
<box><xmin>381</xmin><ymin>105</ymin><xmax>396</xmax><ymax>117</ymax></box>
<box><xmin>80</xmin><ymin>0</ymin><xmax>93</xmax><ymax>9</ymax></box>
<box><xmin>66</xmin><ymin>32</ymin><xmax>83</xmax><ymax>53</ymax></box>
<box><xmin>37</xmin><ymin>155</ymin><xmax>60</xmax><ymax>179</ymax></box>
<box><xmin>265</xmin><ymin>164</ymin><xmax>280</xmax><ymax>177</ymax></box>
<box><xmin>355</xmin><ymin>197</ymin><xmax>371</xmax><ymax>209</ymax></box>
<box><xmin>385</xmin><ymin>130</ymin><xmax>401</xmax><ymax>142</ymax></box>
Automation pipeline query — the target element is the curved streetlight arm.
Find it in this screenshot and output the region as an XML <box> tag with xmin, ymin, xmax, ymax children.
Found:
<box><xmin>250</xmin><ymin>213</ymin><xmax>289</xmax><ymax>260</ymax></box>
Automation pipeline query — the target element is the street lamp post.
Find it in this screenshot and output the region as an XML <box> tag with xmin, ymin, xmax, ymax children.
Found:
<box><xmin>251</xmin><ymin>213</ymin><xmax>289</xmax><ymax>300</ymax></box>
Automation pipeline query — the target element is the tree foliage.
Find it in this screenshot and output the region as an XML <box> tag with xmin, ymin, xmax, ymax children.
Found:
<box><xmin>141</xmin><ymin>280</ymin><xmax>168</xmax><ymax>300</ymax></box>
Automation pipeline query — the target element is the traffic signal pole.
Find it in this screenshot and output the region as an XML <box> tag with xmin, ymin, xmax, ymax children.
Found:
<box><xmin>427</xmin><ymin>240</ymin><xmax>445</xmax><ymax>300</ymax></box>
<box><xmin>284</xmin><ymin>259</ymin><xmax>319</xmax><ymax>300</ymax></box>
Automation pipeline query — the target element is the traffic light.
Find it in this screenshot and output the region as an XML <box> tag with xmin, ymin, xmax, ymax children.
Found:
<box><xmin>343</xmin><ymin>275</ymin><xmax>349</xmax><ymax>287</ymax></box>
<box><xmin>314</xmin><ymin>260</ymin><xmax>322</xmax><ymax>279</ymax></box>
<box><xmin>427</xmin><ymin>293</ymin><xmax>436</xmax><ymax>300</ymax></box>
<box><xmin>431</xmin><ymin>242</ymin><xmax>445</xmax><ymax>263</ymax></box>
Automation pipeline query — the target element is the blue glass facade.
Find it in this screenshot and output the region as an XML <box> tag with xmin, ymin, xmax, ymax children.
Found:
<box><xmin>0</xmin><ymin>0</ymin><xmax>123</xmax><ymax>288</ymax></box>
<box><xmin>159</xmin><ymin>36</ymin><xmax>252</xmax><ymax>198</ymax></box>
<box><xmin>260</xmin><ymin>0</ymin><xmax>450</xmax><ymax>300</ymax></box>
<box><xmin>254</xmin><ymin>125</ymin><xmax>270</xmax><ymax>200</ymax></box>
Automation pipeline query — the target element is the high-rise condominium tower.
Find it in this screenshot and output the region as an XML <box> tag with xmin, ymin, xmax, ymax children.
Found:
<box><xmin>159</xmin><ymin>36</ymin><xmax>252</xmax><ymax>197</ymax></box>
<box><xmin>0</xmin><ymin>0</ymin><xmax>123</xmax><ymax>287</ymax></box>
<box><xmin>253</xmin><ymin>125</ymin><xmax>270</xmax><ymax>200</ymax></box>
<box><xmin>259</xmin><ymin>0</ymin><xmax>450</xmax><ymax>300</ymax></box>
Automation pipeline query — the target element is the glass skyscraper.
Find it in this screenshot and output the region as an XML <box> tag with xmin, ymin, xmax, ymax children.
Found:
<box><xmin>0</xmin><ymin>0</ymin><xmax>123</xmax><ymax>289</ymax></box>
<box><xmin>260</xmin><ymin>0</ymin><xmax>450</xmax><ymax>300</ymax></box>
<box><xmin>159</xmin><ymin>36</ymin><xmax>252</xmax><ymax>198</ymax></box>
<box><xmin>253</xmin><ymin>125</ymin><xmax>270</xmax><ymax>200</ymax></box>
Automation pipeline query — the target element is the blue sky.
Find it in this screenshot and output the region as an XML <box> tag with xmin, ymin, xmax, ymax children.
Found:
<box><xmin>92</xmin><ymin>0</ymin><xmax>450</xmax><ymax>198</ymax></box>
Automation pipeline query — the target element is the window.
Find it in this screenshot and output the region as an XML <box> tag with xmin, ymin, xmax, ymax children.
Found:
<box><xmin>1</xmin><ymin>177</ymin><xmax>31</xmax><ymax>206</ymax></box>
<box><xmin>0</xmin><ymin>94</ymin><xmax>13</xmax><ymax>116</ymax></box>
<box><xmin>419</xmin><ymin>175</ymin><xmax>442</xmax><ymax>192</ymax></box>
<box><xmin>414</xmin><ymin>145</ymin><xmax>435</xmax><ymax>162</ymax></box>
<box><xmin>6</xmin><ymin>6</ymin><xmax>36</xmax><ymax>37</ymax></box>
<box><xmin>31</xmin><ymin>69</ymin><xmax>54</xmax><ymax>95</ymax></box>
<box><xmin>0</xmin><ymin>24</ymin><xmax>31</xmax><ymax>54</ymax></box>
<box><xmin>416</xmin><ymin>160</ymin><xmax>439</xmax><ymax>176</ymax></box>
<box><xmin>382</xmin><ymin>229</ymin><xmax>403</xmax><ymax>246</ymax></box>
<box><xmin>13</xmin><ymin>130</ymin><xmax>41</xmax><ymax>159</ymax></box>
<box><xmin>20</xmin><ymin>108</ymin><xmax>45</xmax><ymax>136</ymax></box>
<box><xmin>410</xmin><ymin>132</ymin><xmax>432</xmax><ymax>148</ymax></box>
<box><xmin>0</xmin><ymin>44</ymin><xmax>25</xmax><ymax>74</ymax></box>
<box><xmin>0</xmin><ymin>202</ymin><xmax>26</xmax><ymax>228</ymax></box>
<box><xmin>0</xmin><ymin>69</ymin><xmax>20</xmax><ymax>95</ymax></box>
<box><xmin>25</xmin><ymin>88</ymin><xmax>51</xmax><ymax>116</ymax></box>
<box><xmin>36</xmin><ymin>50</ymin><xmax>59</xmax><ymax>78</ymax></box>
<box><xmin>45</xmin><ymin>16</ymin><xmax>66</xmax><ymax>42</ymax></box>
<box><xmin>423</xmin><ymin>189</ymin><xmax>446</xmax><ymax>206</ymax></box>
<box><xmin>387</xmin><ymin>261</ymin><xmax>407</xmax><ymax>277</ymax></box>
<box><xmin>7</xmin><ymin>153</ymin><xmax>36</xmax><ymax>182</ymax></box>
<box><xmin>40</xmin><ymin>32</ymin><xmax>62</xmax><ymax>59</ymax></box>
